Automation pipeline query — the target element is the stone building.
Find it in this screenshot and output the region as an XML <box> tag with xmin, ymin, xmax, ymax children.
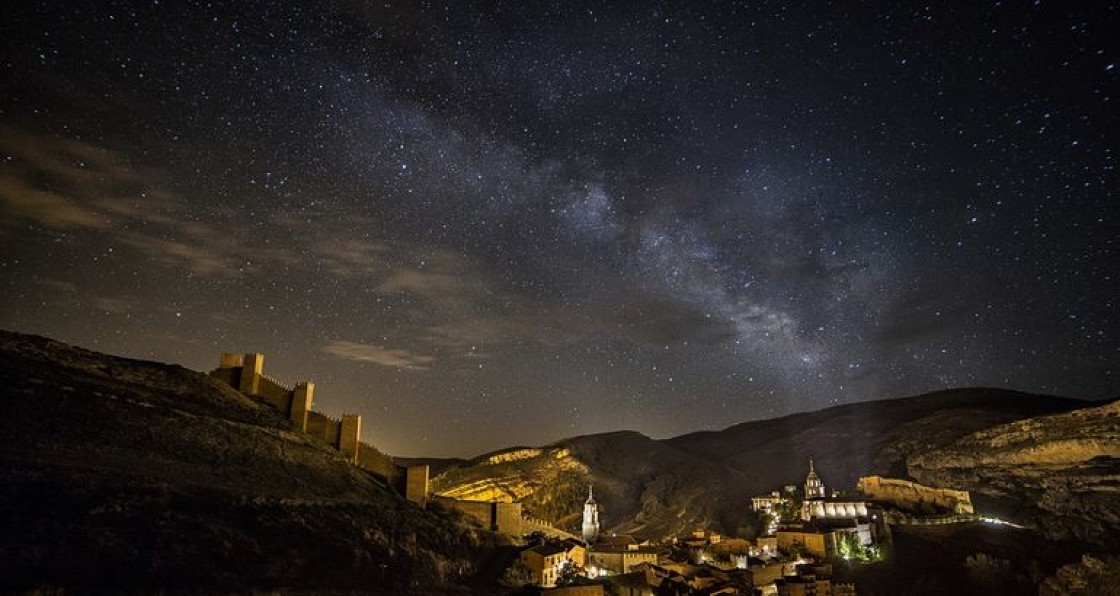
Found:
<box><xmin>775</xmin><ymin>563</ymin><xmax>857</xmax><ymax>596</ymax></box>
<box><xmin>521</xmin><ymin>540</ymin><xmax>585</xmax><ymax>587</ymax></box>
<box><xmin>587</xmin><ymin>535</ymin><xmax>659</xmax><ymax>575</ymax></box>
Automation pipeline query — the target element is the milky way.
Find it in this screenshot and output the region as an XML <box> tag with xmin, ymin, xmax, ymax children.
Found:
<box><xmin>1</xmin><ymin>2</ymin><xmax>1117</xmax><ymax>456</ymax></box>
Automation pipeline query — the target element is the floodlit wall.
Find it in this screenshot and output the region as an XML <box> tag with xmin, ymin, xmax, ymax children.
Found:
<box><xmin>776</xmin><ymin>529</ymin><xmax>835</xmax><ymax>559</ymax></box>
<box><xmin>857</xmin><ymin>475</ymin><xmax>974</xmax><ymax>514</ymax></box>
<box><xmin>256</xmin><ymin>375</ymin><xmax>292</xmax><ymax>413</ymax></box>
<box><xmin>291</xmin><ymin>383</ymin><xmax>313</xmax><ymax>429</ymax></box>
<box><xmin>431</xmin><ymin>496</ymin><xmax>524</xmax><ymax>535</ymax></box>
<box><xmin>306</xmin><ymin>411</ymin><xmax>341</xmax><ymax>447</ymax></box>
<box><xmin>340</xmin><ymin>414</ymin><xmax>361</xmax><ymax>463</ymax></box>
<box><xmin>406</xmin><ymin>465</ymin><xmax>429</xmax><ymax>507</ymax></box>
<box><xmin>803</xmin><ymin>500</ymin><xmax>869</xmax><ymax>520</ymax></box>
<box><xmin>434</xmin><ymin>496</ymin><xmax>493</xmax><ymax>525</ymax></box>
<box><xmin>496</xmin><ymin>502</ymin><xmax>524</xmax><ymax>536</ymax></box>
<box><xmin>358</xmin><ymin>442</ymin><xmax>400</xmax><ymax>483</ymax></box>
<box><xmin>211</xmin><ymin>352</ymin><xmax>435</xmax><ymax>507</ymax></box>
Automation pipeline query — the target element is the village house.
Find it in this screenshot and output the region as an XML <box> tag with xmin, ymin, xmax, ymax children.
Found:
<box><xmin>522</xmin><ymin>540</ymin><xmax>586</xmax><ymax>587</ymax></box>
<box><xmin>587</xmin><ymin>534</ymin><xmax>659</xmax><ymax>575</ymax></box>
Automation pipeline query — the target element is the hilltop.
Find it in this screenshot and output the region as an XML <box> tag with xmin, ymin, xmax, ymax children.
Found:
<box><xmin>0</xmin><ymin>331</ymin><xmax>497</xmax><ymax>593</ymax></box>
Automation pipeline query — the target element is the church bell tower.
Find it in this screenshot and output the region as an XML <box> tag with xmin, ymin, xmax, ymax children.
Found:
<box><xmin>804</xmin><ymin>457</ymin><xmax>825</xmax><ymax>499</ymax></box>
<box><xmin>582</xmin><ymin>485</ymin><xmax>600</xmax><ymax>544</ymax></box>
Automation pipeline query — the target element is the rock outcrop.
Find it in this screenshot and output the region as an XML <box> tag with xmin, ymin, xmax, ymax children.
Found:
<box><xmin>1039</xmin><ymin>555</ymin><xmax>1120</xmax><ymax>595</ymax></box>
<box><xmin>432</xmin><ymin>431</ymin><xmax>755</xmax><ymax>540</ymax></box>
<box><xmin>909</xmin><ymin>398</ymin><xmax>1120</xmax><ymax>545</ymax></box>
<box><xmin>433</xmin><ymin>389</ymin><xmax>1098</xmax><ymax>543</ymax></box>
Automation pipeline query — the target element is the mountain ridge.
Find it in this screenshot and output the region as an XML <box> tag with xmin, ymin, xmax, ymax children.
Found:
<box><xmin>432</xmin><ymin>387</ymin><xmax>1098</xmax><ymax>541</ymax></box>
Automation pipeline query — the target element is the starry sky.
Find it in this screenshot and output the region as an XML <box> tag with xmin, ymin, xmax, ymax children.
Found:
<box><xmin>1</xmin><ymin>2</ymin><xmax>1117</xmax><ymax>457</ymax></box>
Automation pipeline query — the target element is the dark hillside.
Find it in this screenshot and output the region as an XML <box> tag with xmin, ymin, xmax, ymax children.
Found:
<box><xmin>0</xmin><ymin>331</ymin><xmax>495</xmax><ymax>593</ymax></box>
<box><xmin>666</xmin><ymin>388</ymin><xmax>1089</xmax><ymax>494</ymax></box>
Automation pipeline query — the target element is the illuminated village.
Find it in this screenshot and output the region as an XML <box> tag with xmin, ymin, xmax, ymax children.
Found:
<box><xmin>495</xmin><ymin>456</ymin><xmax>979</xmax><ymax>596</ymax></box>
<box><xmin>204</xmin><ymin>351</ymin><xmax>1001</xmax><ymax>596</ymax></box>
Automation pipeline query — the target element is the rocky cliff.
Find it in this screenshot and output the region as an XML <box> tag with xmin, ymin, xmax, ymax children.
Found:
<box><xmin>909</xmin><ymin>397</ymin><xmax>1120</xmax><ymax>545</ymax></box>
<box><xmin>432</xmin><ymin>430</ymin><xmax>755</xmax><ymax>540</ymax></box>
<box><xmin>0</xmin><ymin>331</ymin><xmax>496</xmax><ymax>593</ymax></box>
<box><xmin>433</xmin><ymin>389</ymin><xmax>1098</xmax><ymax>543</ymax></box>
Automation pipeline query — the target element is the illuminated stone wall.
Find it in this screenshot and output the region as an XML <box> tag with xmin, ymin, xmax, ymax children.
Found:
<box><xmin>406</xmin><ymin>465</ymin><xmax>430</xmax><ymax>507</ymax></box>
<box><xmin>211</xmin><ymin>352</ymin><xmax>427</xmax><ymax>506</ymax></box>
<box><xmin>306</xmin><ymin>411</ymin><xmax>342</xmax><ymax>446</ymax></box>
<box><xmin>431</xmin><ymin>496</ymin><xmax>524</xmax><ymax>535</ymax></box>
<box><xmin>803</xmin><ymin>500</ymin><xmax>869</xmax><ymax>520</ymax></box>
<box><xmin>857</xmin><ymin>475</ymin><xmax>974</xmax><ymax>514</ymax></box>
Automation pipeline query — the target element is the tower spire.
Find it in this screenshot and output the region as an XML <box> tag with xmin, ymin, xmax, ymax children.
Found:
<box><xmin>582</xmin><ymin>483</ymin><xmax>600</xmax><ymax>544</ymax></box>
<box><xmin>804</xmin><ymin>456</ymin><xmax>825</xmax><ymax>499</ymax></box>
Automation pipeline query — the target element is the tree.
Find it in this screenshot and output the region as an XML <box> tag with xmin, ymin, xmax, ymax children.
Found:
<box><xmin>837</xmin><ymin>532</ymin><xmax>881</xmax><ymax>563</ymax></box>
<box><xmin>556</xmin><ymin>559</ymin><xmax>584</xmax><ymax>586</ymax></box>
<box><xmin>524</xmin><ymin>530</ymin><xmax>547</xmax><ymax>547</ymax></box>
<box><xmin>500</xmin><ymin>561</ymin><xmax>533</xmax><ymax>587</ymax></box>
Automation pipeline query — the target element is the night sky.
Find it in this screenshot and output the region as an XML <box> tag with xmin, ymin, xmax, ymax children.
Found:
<box><xmin>1</xmin><ymin>2</ymin><xmax>1117</xmax><ymax>457</ymax></box>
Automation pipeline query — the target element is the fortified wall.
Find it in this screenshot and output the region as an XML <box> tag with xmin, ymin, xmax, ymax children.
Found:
<box><xmin>857</xmin><ymin>475</ymin><xmax>974</xmax><ymax>515</ymax></box>
<box><xmin>431</xmin><ymin>495</ymin><xmax>523</xmax><ymax>536</ymax></box>
<box><xmin>211</xmin><ymin>353</ymin><xmax>427</xmax><ymax>506</ymax></box>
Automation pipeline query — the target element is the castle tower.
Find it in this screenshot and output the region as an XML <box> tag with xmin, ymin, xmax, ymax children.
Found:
<box><xmin>582</xmin><ymin>485</ymin><xmax>600</xmax><ymax>544</ymax></box>
<box><xmin>238</xmin><ymin>352</ymin><xmax>264</xmax><ymax>395</ymax></box>
<box><xmin>339</xmin><ymin>413</ymin><xmax>361</xmax><ymax>464</ymax></box>
<box><xmin>804</xmin><ymin>457</ymin><xmax>825</xmax><ymax>499</ymax></box>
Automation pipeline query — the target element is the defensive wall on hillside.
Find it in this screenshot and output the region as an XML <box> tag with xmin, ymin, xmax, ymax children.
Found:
<box><xmin>211</xmin><ymin>352</ymin><xmax>554</xmax><ymax>536</ymax></box>
<box><xmin>857</xmin><ymin>475</ymin><xmax>974</xmax><ymax>514</ymax></box>
<box><xmin>431</xmin><ymin>495</ymin><xmax>524</xmax><ymax>535</ymax></box>
<box><xmin>211</xmin><ymin>353</ymin><xmax>427</xmax><ymax>505</ymax></box>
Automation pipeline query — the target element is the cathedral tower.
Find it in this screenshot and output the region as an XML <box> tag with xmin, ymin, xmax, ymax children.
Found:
<box><xmin>804</xmin><ymin>457</ymin><xmax>825</xmax><ymax>499</ymax></box>
<box><xmin>582</xmin><ymin>485</ymin><xmax>600</xmax><ymax>544</ymax></box>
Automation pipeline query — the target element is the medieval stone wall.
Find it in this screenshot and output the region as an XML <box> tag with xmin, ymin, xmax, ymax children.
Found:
<box><xmin>358</xmin><ymin>442</ymin><xmax>401</xmax><ymax>483</ymax></box>
<box><xmin>210</xmin><ymin>352</ymin><xmax>426</xmax><ymax>506</ymax></box>
<box><xmin>256</xmin><ymin>375</ymin><xmax>293</xmax><ymax>414</ymax></box>
<box><xmin>306</xmin><ymin>411</ymin><xmax>342</xmax><ymax>447</ymax></box>
<box><xmin>431</xmin><ymin>496</ymin><xmax>523</xmax><ymax>536</ymax></box>
<box><xmin>857</xmin><ymin>475</ymin><xmax>974</xmax><ymax>514</ymax></box>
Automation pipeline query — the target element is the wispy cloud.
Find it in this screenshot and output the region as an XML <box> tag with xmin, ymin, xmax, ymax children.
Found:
<box><xmin>314</xmin><ymin>238</ymin><xmax>390</xmax><ymax>276</ymax></box>
<box><xmin>0</xmin><ymin>174</ymin><xmax>110</xmax><ymax>230</ymax></box>
<box><xmin>117</xmin><ymin>231</ymin><xmax>240</xmax><ymax>276</ymax></box>
<box><xmin>90</xmin><ymin>295</ymin><xmax>142</xmax><ymax>314</ymax></box>
<box><xmin>0</xmin><ymin>126</ymin><xmax>313</xmax><ymax>278</ymax></box>
<box><xmin>322</xmin><ymin>340</ymin><xmax>436</xmax><ymax>370</ymax></box>
<box><xmin>378</xmin><ymin>270</ymin><xmax>466</xmax><ymax>296</ymax></box>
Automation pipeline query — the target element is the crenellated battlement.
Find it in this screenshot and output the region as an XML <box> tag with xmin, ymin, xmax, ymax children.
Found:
<box><xmin>210</xmin><ymin>352</ymin><xmax>426</xmax><ymax>505</ymax></box>
<box><xmin>259</xmin><ymin>373</ymin><xmax>291</xmax><ymax>392</ymax></box>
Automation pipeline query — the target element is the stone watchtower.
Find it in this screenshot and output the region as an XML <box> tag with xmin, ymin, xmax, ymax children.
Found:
<box><xmin>804</xmin><ymin>457</ymin><xmax>826</xmax><ymax>499</ymax></box>
<box><xmin>582</xmin><ymin>485</ymin><xmax>600</xmax><ymax>544</ymax></box>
